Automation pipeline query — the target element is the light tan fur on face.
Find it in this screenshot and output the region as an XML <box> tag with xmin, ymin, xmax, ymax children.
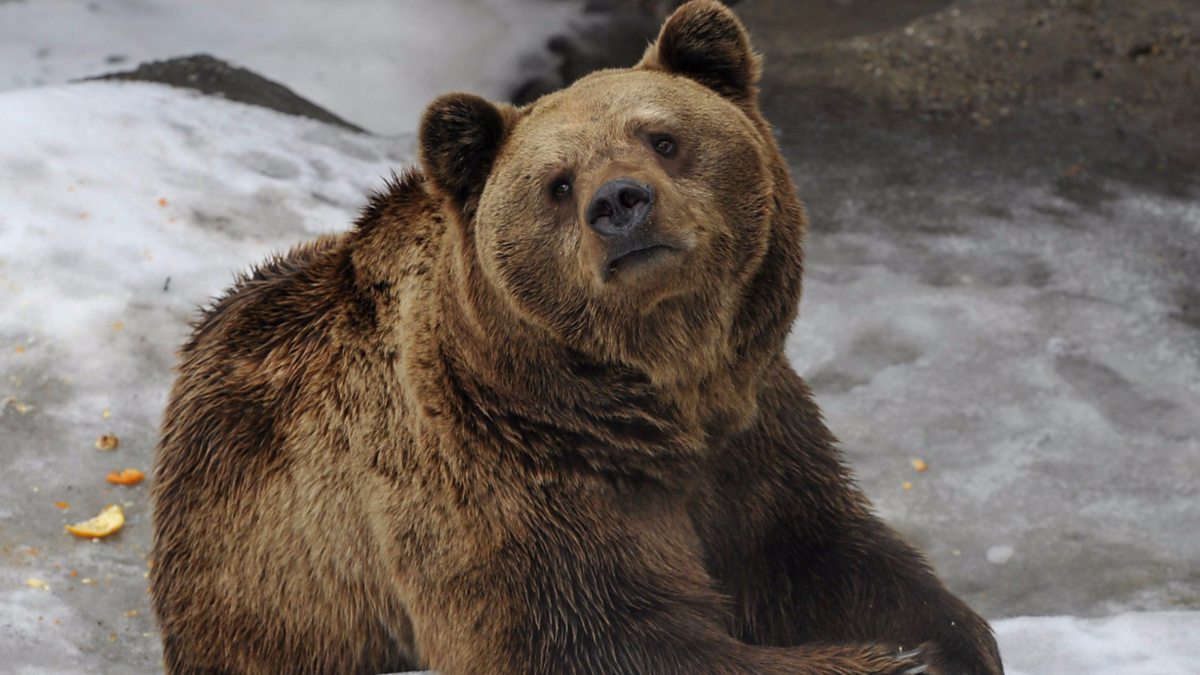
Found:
<box><xmin>475</xmin><ymin>69</ymin><xmax>773</xmax><ymax>399</ymax></box>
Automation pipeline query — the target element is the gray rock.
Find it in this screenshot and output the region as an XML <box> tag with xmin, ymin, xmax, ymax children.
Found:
<box><xmin>92</xmin><ymin>54</ymin><xmax>367</xmax><ymax>133</ymax></box>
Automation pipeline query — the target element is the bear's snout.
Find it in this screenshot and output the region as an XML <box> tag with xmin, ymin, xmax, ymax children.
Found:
<box><xmin>586</xmin><ymin>178</ymin><xmax>654</xmax><ymax>238</ymax></box>
<box><xmin>585</xmin><ymin>178</ymin><xmax>685</xmax><ymax>283</ymax></box>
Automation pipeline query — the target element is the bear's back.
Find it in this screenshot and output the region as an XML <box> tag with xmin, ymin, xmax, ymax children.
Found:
<box><xmin>154</xmin><ymin>171</ymin><xmax>444</xmax><ymax>513</ymax></box>
<box><xmin>150</xmin><ymin>175</ymin><xmax>444</xmax><ymax>674</ymax></box>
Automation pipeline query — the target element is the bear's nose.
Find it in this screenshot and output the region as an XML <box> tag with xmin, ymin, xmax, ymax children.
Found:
<box><xmin>586</xmin><ymin>178</ymin><xmax>654</xmax><ymax>238</ymax></box>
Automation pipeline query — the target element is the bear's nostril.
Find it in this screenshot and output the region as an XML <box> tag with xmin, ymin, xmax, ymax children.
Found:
<box><xmin>618</xmin><ymin>188</ymin><xmax>645</xmax><ymax>210</ymax></box>
<box><xmin>587</xmin><ymin>179</ymin><xmax>654</xmax><ymax>236</ymax></box>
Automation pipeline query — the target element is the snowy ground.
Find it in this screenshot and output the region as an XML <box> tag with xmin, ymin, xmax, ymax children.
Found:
<box><xmin>780</xmin><ymin>123</ymin><xmax>1200</xmax><ymax>619</ymax></box>
<box><xmin>0</xmin><ymin>81</ymin><xmax>409</xmax><ymax>674</ymax></box>
<box><xmin>996</xmin><ymin>612</ymin><xmax>1200</xmax><ymax>675</ymax></box>
<box><xmin>1</xmin><ymin>1</ymin><xmax>1198</xmax><ymax>673</ymax></box>
<box><xmin>0</xmin><ymin>0</ymin><xmax>583</xmax><ymax>134</ymax></box>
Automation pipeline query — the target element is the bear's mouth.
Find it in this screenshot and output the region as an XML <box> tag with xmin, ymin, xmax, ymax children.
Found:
<box><xmin>602</xmin><ymin>242</ymin><xmax>680</xmax><ymax>281</ymax></box>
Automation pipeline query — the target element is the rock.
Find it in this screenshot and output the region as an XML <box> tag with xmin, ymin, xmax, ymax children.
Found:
<box><xmin>91</xmin><ymin>54</ymin><xmax>366</xmax><ymax>133</ymax></box>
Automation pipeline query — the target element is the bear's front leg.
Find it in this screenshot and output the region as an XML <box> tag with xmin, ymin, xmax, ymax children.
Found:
<box><xmin>399</xmin><ymin>472</ymin><xmax>935</xmax><ymax>675</ymax></box>
<box><xmin>695</xmin><ymin>362</ymin><xmax>1003</xmax><ymax>675</ymax></box>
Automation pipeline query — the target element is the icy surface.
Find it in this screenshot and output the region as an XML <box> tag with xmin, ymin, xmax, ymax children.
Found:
<box><xmin>784</xmin><ymin>136</ymin><xmax>1200</xmax><ymax>617</ymax></box>
<box><xmin>0</xmin><ymin>0</ymin><xmax>583</xmax><ymax>133</ymax></box>
<box><xmin>996</xmin><ymin>611</ymin><xmax>1200</xmax><ymax>675</ymax></box>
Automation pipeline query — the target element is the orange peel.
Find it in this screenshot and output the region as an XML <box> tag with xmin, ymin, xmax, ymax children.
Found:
<box><xmin>65</xmin><ymin>504</ymin><xmax>125</xmax><ymax>539</ymax></box>
<box><xmin>106</xmin><ymin>468</ymin><xmax>145</xmax><ymax>486</ymax></box>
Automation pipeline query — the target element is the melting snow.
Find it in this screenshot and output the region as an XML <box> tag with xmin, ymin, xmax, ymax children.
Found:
<box><xmin>0</xmin><ymin>0</ymin><xmax>584</xmax><ymax>133</ymax></box>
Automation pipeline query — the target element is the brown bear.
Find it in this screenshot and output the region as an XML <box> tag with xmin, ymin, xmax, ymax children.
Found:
<box><xmin>150</xmin><ymin>2</ymin><xmax>1003</xmax><ymax>674</ymax></box>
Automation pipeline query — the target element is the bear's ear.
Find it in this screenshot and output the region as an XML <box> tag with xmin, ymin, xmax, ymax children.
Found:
<box><xmin>639</xmin><ymin>0</ymin><xmax>761</xmax><ymax>106</ymax></box>
<box><xmin>419</xmin><ymin>93</ymin><xmax>513</xmax><ymax>216</ymax></box>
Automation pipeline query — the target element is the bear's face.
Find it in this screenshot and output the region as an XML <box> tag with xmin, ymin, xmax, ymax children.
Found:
<box><xmin>478</xmin><ymin>69</ymin><xmax>770</xmax><ymax>343</ymax></box>
<box><xmin>421</xmin><ymin>1</ymin><xmax>789</xmax><ymax>375</ymax></box>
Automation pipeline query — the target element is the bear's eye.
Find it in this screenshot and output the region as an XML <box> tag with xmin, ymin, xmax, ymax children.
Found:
<box><xmin>549</xmin><ymin>178</ymin><xmax>572</xmax><ymax>200</ymax></box>
<box><xmin>651</xmin><ymin>135</ymin><xmax>677</xmax><ymax>157</ymax></box>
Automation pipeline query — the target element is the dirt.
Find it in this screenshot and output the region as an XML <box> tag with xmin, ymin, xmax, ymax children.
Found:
<box><xmin>745</xmin><ymin>0</ymin><xmax>1199</xmax><ymax>128</ymax></box>
<box><xmin>737</xmin><ymin>0</ymin><xmax>1200</xmax><ymax>194</ymax></box>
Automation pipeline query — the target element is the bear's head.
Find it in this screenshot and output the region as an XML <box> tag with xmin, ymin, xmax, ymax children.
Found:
<box><xmin>419</xmin><ymin>0</ymin><xmax>804</xmax><ymax>391</ymax></box>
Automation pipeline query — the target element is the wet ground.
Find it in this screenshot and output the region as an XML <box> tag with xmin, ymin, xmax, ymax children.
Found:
<box><xmin>734</xmin><ymin>0</ymin><xmax>1200</xmax><ymax>618</ymax></box>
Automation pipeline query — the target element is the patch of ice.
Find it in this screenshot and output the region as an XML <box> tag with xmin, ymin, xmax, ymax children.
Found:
<box><xmin>789</xmin><ymin>173</ymin><xmax>1200</xmax><ymax>615</ymax></box>
<box><xmin>995</xmin><ymin>611</ymin><xmax>1200</xmax><ymax>675</ymax></box>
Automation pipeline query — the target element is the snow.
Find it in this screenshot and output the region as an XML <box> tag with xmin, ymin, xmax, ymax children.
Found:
<box><xmin>0</xmin><ymin>0</ymin><xmax>584</xmax><ymax>134</ymax></box>
<box><xmin>0</xmin><ymin>80</ymin><xmax>407</xmax><ymax>674</ymax></box>
<box><xmin>995</xmin><ymin>612</ymin><xmax>1200</xmax><ymax>675</ymax></box>
<box><xmin>0</xmin><ymin>79</ymin><xmax>406</xmax><ymax>432</ymax></box>
<box><xmin>784</xmin><ymin>143</ymin><xmax>1200</xmax><ymax>617</ymax></box>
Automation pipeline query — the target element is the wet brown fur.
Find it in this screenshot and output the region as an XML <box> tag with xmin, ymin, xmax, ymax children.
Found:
<box><xmin>151</xmin><ymin>2</ymin><xmax>1003</xmax><ymax>673</ymax></box>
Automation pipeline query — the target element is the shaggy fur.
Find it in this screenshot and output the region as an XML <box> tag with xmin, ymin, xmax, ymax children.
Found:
<box><xmin>151</xmin><ymin>2</ymin><xmax>1004</xmax><ymax>673</ymax></box>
